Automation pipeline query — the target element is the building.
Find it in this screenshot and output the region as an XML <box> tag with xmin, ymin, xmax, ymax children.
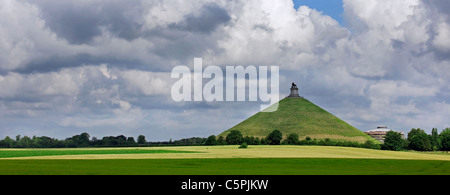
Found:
<box><xmin>365</xmin><ymin>125</ymin><xmax>404</xmax><ymax>143</ymax></box>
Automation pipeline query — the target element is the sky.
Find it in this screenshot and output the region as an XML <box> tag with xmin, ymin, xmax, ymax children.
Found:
<box><xmin>293</xmin><ymin>0</ymin><xmax>344</xmax><ymax>25</ymax></box>
<box><xmin>0</xmin><ymin>0</ymin><xmax>449</xmax><ymax>141</ymax></box>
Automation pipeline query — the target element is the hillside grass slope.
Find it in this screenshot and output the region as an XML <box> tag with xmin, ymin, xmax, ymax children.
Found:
<box><xmin>219</xmin><ymin>97</ymin><xmax>376</xmax><ymax>143</ymax></box>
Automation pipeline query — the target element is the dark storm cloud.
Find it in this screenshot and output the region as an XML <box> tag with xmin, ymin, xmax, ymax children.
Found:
<box><xmin>169</xmin><ymin>3</ymin><xmax>231</xmax><ymax>33</ymax></box>
<box><xmin>27</xmin><ymin>0</ymin><xmax>144</xmax><ymax>44</ymax></box>
<box><xmin>419</xmin><ymin>0</ymin><xmax>450</xmax><ymax>60</ymax></box>
<box><xmin>423</xmin><ymin>0</ymin><xmax>450</xmax><ymax>19</ymax></box>
<box><xmin>29</xmin><ymin>0</ymin><xmax>230</xmax><ymax>44</ymax></box>
<box><xmin>148</xmin><ymin>30</ymin><xmax>220</xmax><ymax>63</ymax></box>
<box><xmin>16</xmin><ymin>53</ymin><xmax>144</xmax><ymax>74</ymax></box>
<box><xmin>15</xmin><ymin>0</ymin><xmax>230</xmax><ymax>74</ymax></box>
<box><xmin>145</xmin><ymin>3</ymin><xmax>231</xmax><ymax>62</ymax></box>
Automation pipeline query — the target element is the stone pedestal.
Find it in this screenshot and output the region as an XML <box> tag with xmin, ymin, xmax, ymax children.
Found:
<box><xmin>288</xmin><ymin>82</ymin><xmax>301</xmax><ymax>98</ymax></box>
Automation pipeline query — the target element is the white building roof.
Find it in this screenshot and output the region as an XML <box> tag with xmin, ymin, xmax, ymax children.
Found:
<box><xmin>366</xmin><ymin>125</ymin><xmax>392</xmax><ymax>132</ymax></box>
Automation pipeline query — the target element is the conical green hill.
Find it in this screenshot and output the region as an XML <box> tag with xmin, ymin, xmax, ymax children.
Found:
<box><xmin>219</xmin><ymin>97</ymin><xmax>377</xmax><ymax>143</ymax></box>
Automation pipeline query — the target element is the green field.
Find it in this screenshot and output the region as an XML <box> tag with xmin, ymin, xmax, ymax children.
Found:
<box><xmin>1</xmin><ymin>145</ymin><xmax>449</xmax><ymax>175</ymax></box>
<box><xmin>0</xmin><ymin>158</ymin><xmax>449</xmax><ymax>175</ymax></box>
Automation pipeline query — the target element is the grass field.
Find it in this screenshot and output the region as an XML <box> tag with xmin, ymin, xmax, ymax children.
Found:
<box><xmin>1</xmin><ymin>145</ymin><xmax>449</xmax><ymax>175</ymax></box>
<box><xmin>1</xmin><ymin>158</ymin><xmax>449</xmax><ymax>175</ymax></box>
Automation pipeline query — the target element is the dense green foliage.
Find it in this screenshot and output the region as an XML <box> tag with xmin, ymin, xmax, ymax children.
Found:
<box><xmin>284</xmin><ymin>133</ymin><xmax>300</xmax><ymax>145</ymax></box>
<box><xmin>440</xmin><ymin>128</ymin><xmax>450</xmax><ymax>151</ymax></box>
<box><xmin>220</xmin><ymin>130</ymin><xmax>380</xmax><ymax>149</ymax></box>
<box><xmin>0</xmin><ymin>133</ymin><xmax>207</xmax><ymax>148</ymax></box>
<box><xmin>205</xmin><ymin>135</ymin><xmax>217</xmax><ymax>146</ymax></box>
<box><xmin>266</xmin><ymin>130</ymin><xmax>283</xmax><ymax>145</ymax></box>
<box><xmin>380</xmin><ymin>127</ymin><xmax>450</xmax><ymax>151</ymax></box>
<box><xmin>408</xmin><ymin>128</ymin><xmax>432</xmax><ymax>151</ymax></box>
<box><xmin>1</xmin><ymin>158</ymin><xmax>449</xmax><ymax>175</ymax></box>
<box><xmin>0</xmin><ymin>130</ymin><xmax>379</xmax><ymax>149</ymax></box>
<box><xmin>2</xmin><ymin>127</ymin><xmax>450</xmax><ymax>152</ymax></box>
<box><xmin>137</xmin><ymin>135</ymin><xmax>146</xmax><ymax>145</ymax></box>
<box><xmin>0</xmin><ymin>149</ymin><xmax>196</xmax><ymax>158</ymax></box>
<box><xmin>225</xmin><ymin>130</ymin><xmax>243</xmax><ymax>145</ymax></box>
<box><xmin>239</xmin><ymin>142</ymin><xmax>248</xmax><ymax>149</ymax></box>
<box><xmin>382</xmin><ymin>131</ymin><xmax>405</xmax><ymax>151</ymax></box>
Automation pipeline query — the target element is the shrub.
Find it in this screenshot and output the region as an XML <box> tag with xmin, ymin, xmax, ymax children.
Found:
<box><xmin>239</xmin><ymin>142</ymin><xmax>248</xmax><ymax>149</ymax></box>
<box><xmin>364</xmin><ymin>140</ymin><xmax>381</xmax><ymax>150</ymax></box>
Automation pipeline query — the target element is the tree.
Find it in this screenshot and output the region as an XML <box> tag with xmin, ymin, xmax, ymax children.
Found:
<box><xmin>66</xmin><ymin>132</ymin><xmax>90</xmax><ymax>147</ymax></box>
<box><xmin>127</xmin><ymin>137</ymin><xmax>136</xmax><ymax>145</ymax></box>
<box><xmin>431</xmin><ymin>128</ymin><xmax>441</xmax><ymax>151</ymax></box>
<box><xmin>18</xmin><ymin>136</ymin><xmax>32</xmax><ymax>148</ymax></box>
<box><xmin>382</xmin><ymin>131</ymin><xmax>404</xmax><ymax>151</ymax></box>
<box><xmin>116</xmin><ymin>135</ymin><xmax>127</xmax><ymax>145</ymax></box>
<box><xmin>80</xmin><ymin>132</ymin><xmax>90</xmax><ymax>145</ymax></box>
<box><xmin>285</xmin><ymin>133</ymin><xmax>299</xmax><ymax>145</ymax></box>
<box><xmin>266</xmin><ymin>130</ymin><xmax>283</xmax><ymax>145</ymax></box>
<box><xmin>205</xmin><ymin>135</ymin><xmax>217</xmax><ymax>145</ymax></box>
<box><xmin>243</xmin><ymin>136</ymin><xmax>260</xmax><ymax>145</ymax></box>
<box><xmin>260</xmin><ymin>137</ymin><xmax>268</xmax><ymax>145</ymax></box>
<box><xmin>226</xmin><ymin>130</ymin><xmax>243</xmax><ymax>145</ymax></box>
<box><xmin>137</xmin><ymin>135</ymin><xmax>146</xmax><ymax>145</ymax></box>
<box><xmin>407</xmin><ymin>128</ymin><xmax>423</xmax><ymax>141</ymax></box>
<box><xmin>407</xmin><ymin>128</ymin><xmax>431</xmax><ymax>151</ymax></box>
<box><xmin>0</xmin><ymin>136</ymin><xmax>14</xmax><ymax>148</ymax></box>
<box><xmin>440</xmin><ymin>128</ymin><xmax>450</xmax><ymax>151</ymax></box>
<box><xmin>91</xmin><ymin>136</ymin><xmax>100</xmax><ymax>145</ymax></box>
<box><xmin>35</xmin><ymin>136</ymin><xmax>58</xmax><ymax>148</ymax></box>
<box><xmin>217</xmin><ymin>136</ymin><xmax>226</xmax><ymax>145</ymax></box>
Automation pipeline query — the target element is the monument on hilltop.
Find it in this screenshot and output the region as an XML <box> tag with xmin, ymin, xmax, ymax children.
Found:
<box><xmin>218</xmin><ymin>81</ymin><xmax>377</xmax><ymax>144</ymax></box>
<box><xmin>288</xmin><ymin>82</ymin><xmax>302</xmax><ymax>98</ymax></box>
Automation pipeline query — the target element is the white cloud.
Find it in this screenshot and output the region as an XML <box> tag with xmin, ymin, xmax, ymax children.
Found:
<box><xmin>0</xmin><ymin>69</ymin><xmax>83</xmax><ymax>98</ymax></box>
<box><xmin>209</xmin><ymin>1</ymin><xmax>348</xmax><ymax>71</ymax></box>
<box><xmin>0</xmin><ymin>0</ymin><xmax>94</xmax><ymax>72</ymax></box>
<box><xmin>433</xmin><ymin>22</ymin><xmax>450</xmax><ymax>53</ymax></box>
<box><xmin>59</xmin><ymin>106</ymin><xmax>145</xmax><ymax>129</ymax></box>
<box><xmin>98</xmin><ymin>64</ymin><xmax>116</xmax><ymax>80</ymax></box>
<box><xmin>0</xmin><ymin>0</ymin><xmax>46</xmax><ymax>71</ymax></box>
<box><xmin>120</xmin><ymin>70</ymin><xmax>171</xmax><ymax>96</ymax></box>
<box><xmin>368</xmin><ymin>81</ymin><xmax>438</xmax><ymax>98</ymax></box>
<box><xmin>393</xmin><ymin>102</ymin><xmax>450</xmax><ymax>132</ymax></box>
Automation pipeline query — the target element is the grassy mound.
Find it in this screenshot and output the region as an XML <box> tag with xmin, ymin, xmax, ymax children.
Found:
<box><xmin>219</xmin><ymin>97</ymin><xmax>376</xmax><ymax>143</ymax></box>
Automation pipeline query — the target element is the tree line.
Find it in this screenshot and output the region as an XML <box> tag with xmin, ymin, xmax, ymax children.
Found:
<box><xmin>0</xmin><ymin>130</ymin><xmax>377</xmax><ymax>149</ymax></box>
<box><xmin>206</xmin><ymin>130</ymin><xmax>381</xmax><ymax>149</ymax></box>
<box><xmin>0</xmin><ymin>133</ymin><xmax>207</xmax><ymax>148</ymax></box>
<box><xmin>209</xmin><ymin>128</ymin><xmax>450</xmax><ymax>152</ymax></box>
<box><xmin>1</xmin><ymin>127</ymin><xmax>449</xmax><ymax>152</ymax></box>
<box><xmin>383</xmin><ymin>127</ymin><xmax>450</xmax><ymax>151</ymax></box>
